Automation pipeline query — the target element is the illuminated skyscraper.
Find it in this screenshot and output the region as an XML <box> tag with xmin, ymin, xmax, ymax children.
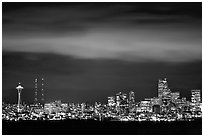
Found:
<box><xmin>108</xmin><ymin>96</ymin><xmax>116</xmax><ymax>107</ymax></box>
<box><xmin>158</xmin><ymin>78</ymin><xmax>171</xmax><ymax>112</ymax></box>
<box><xmin>16</xmin><ymin>83</ymin><xmax>24</xmax><ymax>113</ymax></box>
<box><xmin>151</xmin><ymin>98</ymin><xmax>161</xmax><ymax>114</ymax></box>
<box><xmin>81</xmin><ymin>103</ymin><xmax>86</xmax><ymax>113</ymax></box>
<box><xmin>191</xmin><ymin>89</ymin><xmax>201</xmax><ymax>104</ymax></box>
<box><xmin>157</xmin><ymin>78</ymin><xmax>172</xmax><ymax>113</ymax></box>
<box><xmin>94</xmin><ymin>102</ymin><xmax>102</xmax><ymax>114</ymax></box>
<box><xmin>116</xmin><ymin>92</ymin><xmax>122</xmax><ymax>113</ymax></box>
<box><xmin>140</xmin><ymin>100</ymin><xmax>152</xmax><ymax>112</ymax></box>
<box><xmin>129</xmin><ymin>91</ymin><xmax>135</xmax><ymax>108</ymax></box>
<box><xmin>121</xmin><ymin>93</ymin><xmax>128</xmax><ymax>104</ymax></box>
<box><xmin>115</xmin><ymin>92</ymin><xmax>128</xmax><ymax>114</ymax></box>
<box><xmin>158</xmin><ymin>78</ymin><xmax>169</xmax><ymax>98</ymax></box>
<box><xmin>190</xmin><ymin>89</ymin><xmax>201</xmax><ymax>112</ymax></box>
<box><xmin>121</xmin><ymin>93</ymin><xmax>128</xmax><ymax>115</ymax></box>
<box><xmin>171</xmin><ymin>92</ymin><xmax>180</xmax><ymax>103</ymax></box>
<box><xmin>107</xmin><ymin>97</ymin><xmax>116</xmax><ymax>114</ymax></box>
<box><xmin>151</xmin><ymin>97</ymin><xmax>162</xmax><ymax>106</ymax></box>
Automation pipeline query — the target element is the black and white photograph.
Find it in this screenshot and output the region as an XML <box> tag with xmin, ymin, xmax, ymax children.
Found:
<box><xmin>2</xmin><ymin>1</ymin><xmax>202</xmax><ymax>135</ymax></box>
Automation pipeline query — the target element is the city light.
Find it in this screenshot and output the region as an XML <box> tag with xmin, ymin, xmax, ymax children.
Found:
<box><xmin>2</xmin><ymin>78</ymin><xmax>202</xmax><ymax>122</ymax></box>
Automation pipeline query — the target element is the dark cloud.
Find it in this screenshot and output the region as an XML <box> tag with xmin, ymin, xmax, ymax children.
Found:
<box><xmin>3</xmin><ymin>52</ymin><xmax>90</xmax><ymax>75</ymax></box>
<box><xmin>3</xmin><ymin>3</ymin><xmax>201</xmax><ymax>62</ymax></box>
<box><xmin>3</xmin><ymin>2</ymin><xmax>201</xmax><ymax>35</ymax></box>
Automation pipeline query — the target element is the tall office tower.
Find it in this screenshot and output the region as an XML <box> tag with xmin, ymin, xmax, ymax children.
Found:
<box><xmin>34</xmin><ymin>78</ymin><xmax>38</xmax><ymax>103</ymax></box>
<box><xmin>191</xmin><ymin>89</ymin><xmax>201</xmax><ymax>104</ymax></box>
<box><xmin>16</xmin><ymin>83</ymin><xmax>24</xmax><ymax>113</ymax></box>
<box><xmin>121</xmin><ymin>93</ymin><xmax>128</xmax><ymax>115</ymax></box>
<box><xmin>158</xmin><ymin>78</ymin><xmax>171</xmax><ymax>113</ymax></box>
<box><xmin>158</xmin><ymin>78</ymin><xmax>169</xmax><ymax>98</ymax></box>
<box><xmin>129</xmin><ymin>91</ymin><xmax>135</xmax><ymax>108</ymax></box>
<box><xmin>94</xmin><ymin>102</ymin><xmax>102</xmax><ymax>114</ymax></box>
<box><xmin>116</xmin><ymin>92</ymin><xmax>122</xmax><ymax>113</ymax></box>
<box><xmin>81</xmin><ymin>103</ymin><xmax>86</xmax><ymax>113</ymax></box>
<box><xmin>121</xmin><ymin>93</ymin><xmax>128</xmax><ymax>104</ymax></box>
<box><xmin>107</xmin><ymin>96</ymin><xmax>116</xmax><ymax>114</ymax></box>
<box><xmin>116</xmin><ymin>92</ymin><xmax>122</xmax><ymax>105</ymax></box>
<box><xmin>191</xmin><ymin>89</ymin><xmax>201</xmax><ymax>112</ymax></box>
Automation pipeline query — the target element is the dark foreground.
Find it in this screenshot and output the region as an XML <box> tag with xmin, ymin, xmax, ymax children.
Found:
<box><xmin>2</xmin><ymin>119</ymin><xmax>202</xmax><ymax>135</ymax></box>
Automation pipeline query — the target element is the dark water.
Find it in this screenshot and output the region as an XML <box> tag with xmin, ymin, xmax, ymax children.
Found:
<box><xmin>2</xmin><ymin>119</ymin><xmax>202</xmax><ymax>135</ymax></box>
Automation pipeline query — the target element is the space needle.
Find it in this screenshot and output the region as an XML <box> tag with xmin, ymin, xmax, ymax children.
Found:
<box><xmin>16</xmin><ymin>83</ymin><xmax>24</xmax><ymax>113</ymax></box>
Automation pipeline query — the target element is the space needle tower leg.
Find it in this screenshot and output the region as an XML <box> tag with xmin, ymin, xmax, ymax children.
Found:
<box><xmin>18</xmin><ymin>92</ymin><xmax>21</xmax><ymax>112</ymax></box>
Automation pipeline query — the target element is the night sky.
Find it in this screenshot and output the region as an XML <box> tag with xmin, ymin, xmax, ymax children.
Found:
<box><xmin>2</xmin><ymin>2</ymin><xmax>202</xmax><ymax>104</ymax></box>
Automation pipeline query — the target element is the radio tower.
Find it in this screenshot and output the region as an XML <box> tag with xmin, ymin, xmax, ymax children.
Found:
<box><xmin>41</xmin><ymin>78</ymin><xmax>45</xmax><ymax>105</ymax></box>
<box><xmin>34</xmin><ymin>78</ymin><xmax>38</xmax><ymax>104</ymax></box>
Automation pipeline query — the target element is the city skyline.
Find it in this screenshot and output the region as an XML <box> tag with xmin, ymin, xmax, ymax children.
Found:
<box><xmin>2</xmin><ymin>2</ymin><xmax>202</xmax><ymax>135</ymax></box>
<box><xmin>2</xmin><ymin>77</ymin><xmax>202</xmax><ymax>122</ymax></box>
<box><xmin>4</xmin><ymin>77</ymin><xmax>202</xmax><ymax>105</ymax></box>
